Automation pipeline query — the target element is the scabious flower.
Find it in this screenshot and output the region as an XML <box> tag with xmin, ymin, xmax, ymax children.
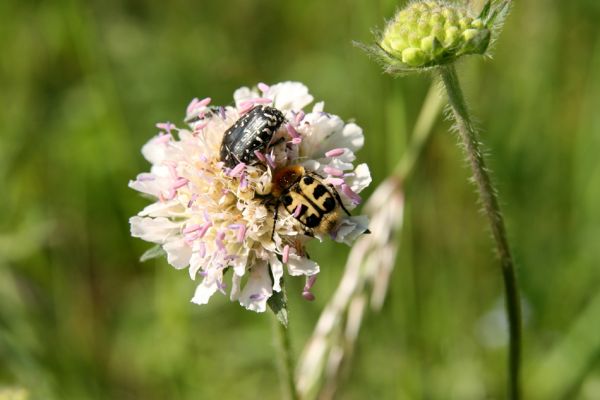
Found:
<box><xmin>129</xmin><ymin>82</ymin><xmax>371</xmax><ymax>312</ymax></box>
<box><xmin>357</xmin><ymin>0</ymin><xmax>511</xmax><ymax>73</ymax></box>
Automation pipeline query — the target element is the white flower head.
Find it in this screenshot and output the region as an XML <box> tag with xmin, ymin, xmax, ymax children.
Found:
<box><xmin>129</xmin><ymin>82</ymin><xmax>372</xmax><ymax>312</ymax></box>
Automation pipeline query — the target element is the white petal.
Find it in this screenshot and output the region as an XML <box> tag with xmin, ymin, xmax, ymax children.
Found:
<box><xmin>129</xmin><ymin>216</ymin><xmax>180</xmax><ymax>244</ymax></box>
<box><xmin>299</xmin><ymin>113</ymin><xmax>363</xmax><ymax>160</ymax></box>
<box><xmin>339</xmin><ymin>123</ymin><xmax>364</xmax><ymax>152</ymax></box>
<box><xmin>269</xmin><ymin>254</ymin><xmax>283</xmax><ymax>292</ymax></box>
<box><xmin>269</xmin><ymin>82</ymin><xmax>313</xmax><ymax>111</ymax></box>
<box><xmin>332</xmin><ymin>215</ymin><xmax>370</xmax><ymax>245</ymax></box>
<box><xmin>128</xmin><ymin>175</ymin><xmax>172</xmax><ymax>198</ymax></box>
<box><xmin>230</xmin><ymin>273</ymin><xmax>242</xmax><ymax>301</ymax></box>
<box><xmin>239</xmin><ymin>261</ymin><xmax>272</xmax><ymax>312</ymax></box>
<box><xmin>232</xmin><ymin>250</ymin><xmax>249</xmax><ymax>276</ymax></box>
<box><xmin>312</xmin><ymin>102</ymin><xmax>324</xmax><ymax>112</ymax></box>
<box><xmin>138</xmin><ymin>199</ymin><xmax>184</xmax><ymax>217</ymax></box>
<box><xmin>191</xmin><ymin>279</ymin><xmax>218</xmax><ymax>305</ymax></box>
<box><xmin>286</xmin><ymin>253</ymin><xmax>320</xmax><ymax>276</ymax></box>
<box><xmin>347</xmin><ymin>163</ymin><xmax>372</xmax><ymax>194</ymax></box>
<box><xmin>163</xmin><ymin>239</ymin><xmax>192</xmax><ymax>269</ymax></box>
<box><xmin>141</xmin><ymin>135</ymin><xmax>169</xmax><ymax>164</ymax></box>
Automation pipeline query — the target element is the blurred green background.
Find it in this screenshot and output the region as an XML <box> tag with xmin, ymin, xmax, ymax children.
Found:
<box><xmin>1</xmin><ymin>0</ymin><xmax>600</xmax><ymax>399</ymax></box>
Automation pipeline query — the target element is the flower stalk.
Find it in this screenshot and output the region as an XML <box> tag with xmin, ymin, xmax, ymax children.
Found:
<box><xmin>271</xmin><ymin>281</ymin><xmax>299</xmax><ymax>400</ymax></box>
<box><xmin>439</xmin><ymin>64</ymin><xmax>521</xmax><ymax>400</ymax></box>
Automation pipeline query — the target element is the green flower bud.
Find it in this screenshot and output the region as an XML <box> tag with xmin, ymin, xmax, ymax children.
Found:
<box><xmin>378</xmin><ymin>0</ymin><xmax>492</xmax><ymax>70</ymax></box>
<box><xmin>402</xmin><ymin>48</ymin><xmax>427</xmax><ymax>66</ymax></box>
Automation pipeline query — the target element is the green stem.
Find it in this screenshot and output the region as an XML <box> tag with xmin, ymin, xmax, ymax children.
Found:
<box><xmin>438</xmin><ymin>64</ymin><xmax>522</xmax><ymax>400</ymax></box>
<box><xmin>272</xmin><ymin>285</ymin><xmax>298</xmax><ymax>400</ymax></box>
<box><xmin>394</xmin><ymin>83</ymin><xmax>444</xmax><ymax>179</ymax></box>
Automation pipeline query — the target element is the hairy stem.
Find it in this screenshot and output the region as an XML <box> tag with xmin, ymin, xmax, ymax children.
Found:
<box><xmin>439</xmin><ymin>64</ymin><xmax>522</xmax><ymax>400</ymax></box>
<box><xmin>272</xmin><ymin>285</ymin><xmax>298</xmax><ymax>400</ymax></box>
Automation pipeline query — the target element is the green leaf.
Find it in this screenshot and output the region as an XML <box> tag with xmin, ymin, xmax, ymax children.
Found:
<box><xmin>478</xmin><ymin>0</ymin><xmax>492</xmax><ymax>20</ymax></box>
<box><xmin>139</xmin><ymin>245</ymin><xmax>166</xmax><ymax>262</ymax></box>
<box><xmin>267</xmin><ymin>289</ymin><xmax>288</xmax><ymax>328</ymax></box>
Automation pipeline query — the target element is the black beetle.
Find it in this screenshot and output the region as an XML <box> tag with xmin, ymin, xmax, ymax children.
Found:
<box><xmin>220</xmin><ymin>105</ymin><xmax>285</xmax><ymax>168</ymax></box>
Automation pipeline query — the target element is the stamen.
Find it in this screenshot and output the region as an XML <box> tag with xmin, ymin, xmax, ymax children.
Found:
<box><xmin>302</xmin><ymin>291</ymin><xmax>315</xmax><ymax>301</ymax></box>
<box><xmin>252</xmin><ymin>97</ymin><xmax>273</xmax><ymax>104</ymax></box>
<box><xmin>265</xmin><ymin>153</ymin><xmax>276</xmax><ymax>169</ymax></box>
<box><xmin>196</xmin><ymin>241</ymin><xmax>206</xmax><ymax>258</ymax></box>
<box><xmin>238</xmin><ymin>102</ymin><xmax>254</xmax><ymax>114</ymax></box>
<box><xmin>137</xmin><ymin>173</ymin><xmax>155</xmax><ymax>181</ymax></box>
<box><xmin>193</xmin><ymin>122</ymin><xmax>209</xmax><ymax>133</ymax></box>
<box><xmin>325</xmin><ymin>148</ymin><xmax>345</xmax><ymax>158</ymax></box>
<box><xmin>198</xmin><ymin>97</ymin><xmax>212</xmax><ymax>107</ymax></box>
<box><xmin>215</xmin><ymin>230</ymin><xmax>226</xmax><ymax>251</ymax></box>
<box><xmin>282</xmin><ymin>245</ymin><xmax>290</xmax><ymax>263</ymax></box>
<box><xmin>253</xmin><ymin>150</ymin><xmax>267</xmax><ymax>162</ymax></box>
<box><xmin>286</xmin><ymin>123</ymin><xmax>300</xmax><ymax>139</ymax></box>
<box><xmin>293</xmin><ymin>204</ymin><xmax>302</xmax><ymax>218</ymax></box>
<box><xmin>295</xmin><ymin>111</ymin><xmax>305</xmax><ymax>125</ymax></box>
<box><xmin>228</xmin><ymin>162</ymin><xmax>246</xmax><ymax>177</ymax></box>
<box><xmin>229</xmin><ymin>224</ymin><xmax>247</xmax><ymax>242</ymax></box>
<box><xmin>186</xmin><ymin>97</ymin><xmax>211</xmax><ymax>115</ymax></box>
<box><xmin>324</xmin><ymin>166</ymin><xmax>344</xmax><ymax>176</ymax></box>
<box><xmin>305</xmin><ymin>275</ymin><xmax>318</xmax><ymax>291</ymax></box>
<box><xmin>156</xmin><ymin>122</ymin><xmax>175</xmax><ymax>134</ymax></box>
<box><xmin>172</xmin><ymin>177</ymin><xmax>189</xmax><ymax>190</ymax></box>
<box><xmin>198</xmin><ymin>222</ymin><xmax>212</xmax><ymax>238</ymax></box>
<box><xmin>258</xmin><ymin>82</ymin><xmax>270</xmax><ymax>93</ymax></box>
<box><xmin>186</xmin><ymin>98</ymin><xmax>199</xmax><ymax>115</ymax></box>
<box><xmin>183</xmin><ymin>224</ymin><xmax>202</xmax><ymax>234</ymax></box>
<box><xmin>290</xmin><ymin>137</ymin><xmax>302</xmax><ymax>145</ymax></box>
<box><xmin>302</xmin><ymin>275</ymin><xmax>318</xmax><ymax>301</ymax></box>
<box><xmin>218</xmin><ymin>106</ymin><xmax>226</xmax><ymax>120</ymax></box>
<box><xmin>187</xmin><ymin>193</ymin><xmax>198</xmax><ymax>208</ymax></box>
<box><xmin>240</xmin><ymin>173</ymin><xmax>248</xmax><ymax>189</ymax></box>
<box><xmin>249</xmin><ymin>293</ymin><xmax>264</xmax><ymax>301</ymax></box>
